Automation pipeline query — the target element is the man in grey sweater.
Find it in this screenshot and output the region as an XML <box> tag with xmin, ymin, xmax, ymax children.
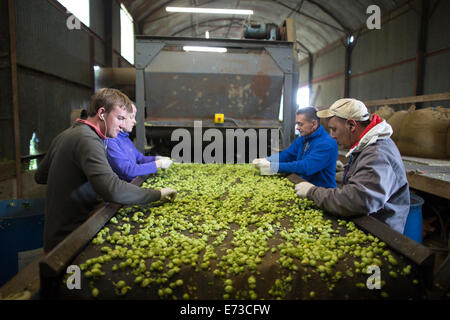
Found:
<box><xmin>295</xmin><ymin>99</ymin><xmax>410</xmax><ymax>234</ymax></box>
<box><xmin>35</xmin><ymin>88</ymin><xmax>176</xmax><ymax>252</ymax></box>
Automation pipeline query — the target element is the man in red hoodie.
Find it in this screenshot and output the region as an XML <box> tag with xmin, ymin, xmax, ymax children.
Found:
<box><xmin>295</xmin><ymin>98</ymin><xmax>410</xmax><ymax>234</ymax></box>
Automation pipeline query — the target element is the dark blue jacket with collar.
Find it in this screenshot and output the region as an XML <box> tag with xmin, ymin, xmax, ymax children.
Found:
<box><xmin>267</xmin><ymin>125</ymin><xmax>338</xmax><ymax>188</ymax></box>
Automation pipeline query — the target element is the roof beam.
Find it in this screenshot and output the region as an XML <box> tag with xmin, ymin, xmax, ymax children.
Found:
<box><xmin>225</xmin><ymin>0</ymin><xmax>241</xmax><ymax>38</ymax></box>
<box><xmin>140</xmin><ymin>0</ymin><xmax>218</xmax><ymax>32</ymax></box>
<box><xmin>170</xmin><ymin>17</ymin><xmax>245</xmax><ymax>36</ymax></box>
<box><xmin>305</xmin><ymin>0</ymin><xmax>351</xmax><ymax>33</ymax></box>
<box><xmin>271</xmin><ymin>0</ymin><xmax>347</xmax><ymax>33</ymax></box>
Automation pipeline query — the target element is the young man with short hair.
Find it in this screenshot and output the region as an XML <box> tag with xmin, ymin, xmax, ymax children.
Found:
<box><xmin>35</xmin><ymin>88</ymin><xmax>176</xmax><ymax>252</ymax></box>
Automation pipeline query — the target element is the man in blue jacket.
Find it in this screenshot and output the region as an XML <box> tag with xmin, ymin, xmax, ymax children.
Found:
<box><xmin>253</xmin><ymin>107</ymin><xmax>338</xmax><ymax>188</ymax></box>
<box><xmin>107</xmin><ymin>104</ymin><xmax>173</xmax><ymax>182</ymax></box>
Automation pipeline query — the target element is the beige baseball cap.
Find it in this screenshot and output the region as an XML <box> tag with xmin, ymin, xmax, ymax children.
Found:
<box><xmin>317</xmin><ymin>98</ymin><xmax>370</xmax><ymax>121</ymax></box>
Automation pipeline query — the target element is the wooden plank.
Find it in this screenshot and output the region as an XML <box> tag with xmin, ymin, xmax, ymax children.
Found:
<box><xmin>0</xmin><ymin>254</ymin><xmax>42</xmax><ymax>299</ymax></box>
<box><xmin>39</xmin><ymin>175</ymin><xmax>148</xmax><ymax>297</ymax></box>
<box><xmin>352</xmin><ymin>216</ymin><xmax>435</xmax><ymax>288</ymax></box>
<box><xmin>284</xmin><ymin>18</ymin><xmax>297</xmax><ymax>57</ymax></box>
<box><xmin>337</xmin><ymin>150</ymin><xmax>450</xmax><ymax>199</ymax></box>
<box><xmin>365</xmin><ymin>92</ymin><xmax>450</xmax><ymax>107</ymax></box>
<box><xmin>402</xmin><ymin>156</ymin><xmax>450</xmax><ymax>167</ymax></box>
<box><xmin>335</xmin><ymin>165</ymin><xmax>450</xmax><ymax>199</ymax></box>
<box><xmin>406</xmin><ymin>171</ymin><xmax>450</xmax><ymax>200</ymax></box>
<box><xmin>352</xmin><ymin>216</ymin><xmax>434</xmax><ymax>268</ymax></box>
<box><xmin>286</xmin><ymin>173</ymin><xmax>435</xmax><ymax>287</ymax></box>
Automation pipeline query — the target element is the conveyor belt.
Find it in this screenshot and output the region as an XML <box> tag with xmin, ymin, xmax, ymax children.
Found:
<box><xmin>42</xmin><ymin>164</ymin><xmax>431</xmax><ymax>300</ymax></box>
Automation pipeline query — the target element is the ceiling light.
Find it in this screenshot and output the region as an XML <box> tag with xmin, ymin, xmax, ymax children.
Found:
<box><xmin>183</xmin><ymin>46</ymin><xmax>227</xmax><ymax>53</ymax></box>
<box><xmin>166</xmin><ymin>7</ymin><xmax>253</xmax><ymax>15</ymax></box>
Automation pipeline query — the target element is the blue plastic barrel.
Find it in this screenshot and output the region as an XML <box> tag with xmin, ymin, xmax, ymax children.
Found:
<box><xmin>0</xmin><ymin>198</ymin><xmax>45</xmax><ymax>287</ymax></box>
<box><xmin>403</xmin><ymin>194</ymin><xmax>424</xmax><ymax>243</ymax></box>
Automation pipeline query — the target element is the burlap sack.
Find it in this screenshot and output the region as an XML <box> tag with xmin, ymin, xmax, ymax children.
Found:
<box><xmin>387</xmin><ymin>106</ymin><xmax>415</xmax><ymax>143</ymax></box>
<box><xmin>375</xmin><ymin>105</ymin><xmax>395</xmax><ymax>120</ymax></box>
<box><xmin>397</xmin><ymin>107</ymin><xmax>450</xmax><ymax>159</ymax></box>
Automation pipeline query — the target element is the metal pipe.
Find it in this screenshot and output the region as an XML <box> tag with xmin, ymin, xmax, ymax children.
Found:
<box><xmin>308</xmin><ymin>52</ymin><xmax>313</xmax><ymax>104</ymax></box>
<box><xmin>344</xmin><ymin>39</ymin><xmax>353</xmax><ymax>98</ymax></box>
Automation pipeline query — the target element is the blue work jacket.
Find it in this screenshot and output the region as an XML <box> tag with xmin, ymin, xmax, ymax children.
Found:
<box><xmin>267</xmin><ymin>125</ymin><xmax>338</xmax><ymax>188</ymax></box>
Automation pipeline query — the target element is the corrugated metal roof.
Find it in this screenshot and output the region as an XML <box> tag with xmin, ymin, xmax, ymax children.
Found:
<box><xmin>122</xmin><ymin>0</ymin><xmax>412</xmax><ymax>61</ymax></box>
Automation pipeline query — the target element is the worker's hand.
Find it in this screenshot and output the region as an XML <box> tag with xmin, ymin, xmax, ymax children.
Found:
<box><xmin>259</xmin><ymin>162</ymin><xmax>276</xmax><ymax>176</ymax></box>
<box><xmin>295</xmin><ymin>182</ymin><xmax>314</xmax><ymax>198</ymax></box>
<box><xmin>156</xmin><ymin>158</ymin><xmax>173</xmax><ymax>170</ymax></box>
<box><xmin>252</xmin><ymin>158</ymin><xmax>270</xmax><ymax>169</ymax></box>
<box><xmin>336</xmin><ymin>160</ymin><xmax>345</xmax><ymax>172</ymax></box>
<box><xmin>160</xmin><ymin>188</ymin><xmax>177</xmax><ymax>202</ymax></box>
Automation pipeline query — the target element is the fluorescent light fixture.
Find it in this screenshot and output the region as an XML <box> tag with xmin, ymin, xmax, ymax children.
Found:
<box><xmin>167</xmin><ymin>7</ymin><xmax>253</xmax><ymax>15</ymax></box>
<box><xmin>183</xmin><ymin>46</ymin><xmax>227</xmax><ymax>53</ymax></box>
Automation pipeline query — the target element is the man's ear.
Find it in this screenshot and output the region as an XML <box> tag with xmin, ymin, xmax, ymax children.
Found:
<box><xmin>346</xmin><ymin>119</ymin><xmax>357</xmax><ymax>132</ymax></box>
<box><xmin>97</xmin><ymin>107</ymin><xmax>106</xmax><ymax>119</ymax></box>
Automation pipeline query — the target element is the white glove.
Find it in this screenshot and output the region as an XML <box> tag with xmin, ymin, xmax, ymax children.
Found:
<box><xmin>156</xmin><ymin>158</ymin><xmax>173</xmax><ymax>170</ymax></box>
<box><xmin>160</xmin><ymin>188</ymin><xmax>177</xmax><ymax>202</ymax></box>
<box><xmin>295</xmin><ymin>182</ymin><xmax>314</xmax><ymax>198</ymax></box>
<box><xmin>155</xmin><ymin>156</ymin><xmax>170</xmax><ymax>161</ymax></box>
<box><xmin>259</xmin><ymin>162</ymin><xmax>276</xmax><ymax>176</ymax></box>
<box><xmin>336</xmin><ymin>160</ymin><xmax>345</xmax><ymax>172</ymax></box>
<box><xmin>252</xmin><ymin>158</ymin><xmax>270</xmax><ymax>169</ymax></box>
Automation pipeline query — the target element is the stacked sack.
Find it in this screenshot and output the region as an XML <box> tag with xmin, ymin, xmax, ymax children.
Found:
<box><xmin>394</xmin><ymin>106</ymin><xmax>450</xmax><ymax>159</ymax></box>
<box><xmin>386</xmin><ymin>105</ymin><xmax>416</xmax><ymax>144</ymax></box>
<box><xmin>374</xmin><ymin>105</ymin><xmax>395</xmax><ymax>121</ymax></box>
<box><xmin>448</xmin><ymin>124</ymin><xmax>450</xmax><ymax>158</ymax></box>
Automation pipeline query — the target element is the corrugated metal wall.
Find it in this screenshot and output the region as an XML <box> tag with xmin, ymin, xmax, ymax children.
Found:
<box><xmin>351</xmin><ymin>8</ymin><xmax>418</xmax><ymax>102</ymax></box>
<box><xmin>1</xmin><ymin>0</ymin><xmax>134</xmax><ymax>160</ymax></box>
<box><xmin>13</xmin><ymin>0</ymin><xmax>93</xmax><ymax>156</ymax></box>
<box><xmin>424</xmin><ymin>0</ymin><xmax>450</xmax><ymax>99</ymax></box>
<box><xmin>299</xmin><ymin>0</ymin><xmax>450</xmax><ymax>110</ymax></box>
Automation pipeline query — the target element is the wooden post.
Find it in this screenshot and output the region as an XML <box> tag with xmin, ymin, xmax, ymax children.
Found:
<box><xmin>344</xmin><ymin>41</ymin><xmax>352</xmax><ymax>98</ymax></box>
<box><xmin>8</xmin><ymin>0</ymin><xmax>22</xmax><ymax>198</ymax></box>
<box><xmin>104</xmin><ymin>0</ymin><xmax>113</xmax><ymax>67</ymax></box>
<box><xmin>285</xmin><ymin>18</ymin><xmax>297</xmax><ymax>57</ymax></box>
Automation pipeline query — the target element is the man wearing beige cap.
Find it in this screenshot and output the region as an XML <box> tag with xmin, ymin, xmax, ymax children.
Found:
<box><xmin>295</xmin><ymin>98</ymin><xmax>410</xmax><ymax>234</ymax></box>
